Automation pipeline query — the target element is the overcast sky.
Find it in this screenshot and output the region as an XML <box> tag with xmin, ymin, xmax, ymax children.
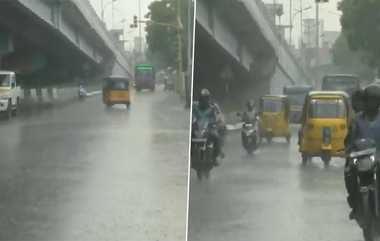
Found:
<box><xmin>89</xmin><ymin>0</ymin><xmax>342</xmax><ymax>49</ymax></box>
<box><xmin>263</xmin><ymin>0</ymin><xmax>342</xmax><ymax>47</ymax></box>
<box><xmin>89</xmin><ymin>0</ymin><xmax>155</xmax><ymax>49</ymax></box>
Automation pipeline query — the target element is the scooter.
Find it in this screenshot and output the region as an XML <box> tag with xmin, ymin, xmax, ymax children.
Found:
<box><xmin>349</xmin><ymin>138</ymin><xmax>380</xmax><ymax>241</ymax></box>
<box><xmin>78</xmin><ymin>85</ymin><xmax>87</xmax><ymax>100</ymax></box>
<box><xmin>238</xmin><ymin>112</ymin><xmax>261</xmax><ymax>154</ymax></box>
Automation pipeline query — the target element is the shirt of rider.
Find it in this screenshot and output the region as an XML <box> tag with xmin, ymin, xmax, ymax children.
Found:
<box><xmin>356</xmin><ymin>113</ymin><xmax>380</xmax><ymax>150</ymax></box>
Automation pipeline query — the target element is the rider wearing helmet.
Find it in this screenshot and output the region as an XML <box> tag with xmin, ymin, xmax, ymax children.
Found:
<box><xmin>193</xmin><ymin>88</ymin><xmax>223</xmax><ymax>164</ymax></box>
<box><xmin>242</xmin><ymin>99</ymin><xmax>257</xmax><ymax>123</ymax></box>
<box><xmin>351</xmin><ymin>88</ymin><xmax>364</xmax><ymax>114</ymax></box>
<box><xmin>345</xmin><ymin>83</ymin><xmax>380</xmax><ymax>219</ymax></box>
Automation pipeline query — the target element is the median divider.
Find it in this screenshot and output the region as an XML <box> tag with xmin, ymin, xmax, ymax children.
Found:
<box><xmin>19</xmin><ymin>86</ymin><xmax>102</xmax><ymax>112</ymax></box>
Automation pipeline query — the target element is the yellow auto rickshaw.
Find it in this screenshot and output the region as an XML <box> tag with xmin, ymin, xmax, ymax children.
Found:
<box><xmin>259</xmin><ymin>95</ymin><xmax>291</xmax><ymax>143</ymax></box>
<box><xmin>102</xmin><ymin>76</ymin><xmax>131</xmax><ymax>108</ymax></box>
<box><xmin>299</xmin><ymin>91</ymin><xmax>351</xmax><ymax>166</ymax></box>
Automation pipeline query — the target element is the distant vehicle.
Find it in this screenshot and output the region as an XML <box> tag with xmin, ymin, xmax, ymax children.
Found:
<box><xmin>164</xmin><ymin>77</ymin><xmax>174</xmax><ymax>91</ymax></box>
<box><xmin>78</xmin><ymin>85</ymin><xmax>87</xmax><ymax>100</ymax></box>
<box><xmin>0</xmin><ymin>71</ymin><xmax>21</xmax><ymax>119</ymax></box>
<box><xmin>321</xmin><ymin>74</ymin><xmax>360</xmax><ymax>96</ymax></box>
<box><xmin>258</xmin><ymin>95</ymin><xmax>291</xmax><ymax>144</ymax></box>
<box><xmin>283</xmin><ymin>85</ymin><xmax>313</xmax><ymax>123</ymax></box>
<box><xmin>134</xmin><ymin>64</ymin><xmax>155</xmax><ymax>91</ymax></box>
<box><xmin>102</xmin><ymin>76</ymin><xmax>131</xmax><ymax>109</ymax></box>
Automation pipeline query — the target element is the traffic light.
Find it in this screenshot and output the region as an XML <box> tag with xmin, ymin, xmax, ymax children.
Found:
<box><xmin>130</xmin><ymin>16</ymin><xmax>138</xmax><ymax>28</ymax></box>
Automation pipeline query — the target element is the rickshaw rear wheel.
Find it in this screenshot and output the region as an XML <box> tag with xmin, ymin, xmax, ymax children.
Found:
<box><xmin>321</xmin><ymin>154</ymin><xmax>331</xmax><ymax>167</ymax></box>
<box><xmin>196</xmin><ymin>169</ymin><xmax>203</xmax><ymax>180</ymax></box>
<box><xmin>204</xmin><ymin>169</ymin><xmax>210</xmax><ymax>179</ymax></box>
<box><xmin>286</xmin><ymin>135</ymin><xmax>291</xmax><ymax>144</ymax></box>
<box><xmin>302</xmin><ymin>153</ymin><xmax>310</xmax><ymax>165</ymax></box>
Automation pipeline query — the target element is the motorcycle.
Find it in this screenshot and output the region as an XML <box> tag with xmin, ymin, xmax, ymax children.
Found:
<box><xmin>164</xmin><ymin>79</ymin><xmax>174</xmax><ymax>91</ymax></box>
<box><xmin>238</xmin><ymin>112</ymin><xmax>261</xmax><ymax>154</ymax></box>
<box><xmin>191</xmin><ymin>116</ymin><xmax>217</xmax><ymax>180</ymax></box>
<box><xmin>78</xmin><ymin>85</ymin><xmax>87</xmax><ymax>100</ymax></box>
<box><xmin>349</xmin><ymin>138</ymin><xmax>380</xmax><ymax>241</ymax></box>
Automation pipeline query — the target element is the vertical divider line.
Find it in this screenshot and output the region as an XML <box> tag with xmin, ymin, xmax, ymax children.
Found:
<box><xmin>186</xmin><ymin>0</ymin><xmax>197</xmax><ymax>240</ymax></box>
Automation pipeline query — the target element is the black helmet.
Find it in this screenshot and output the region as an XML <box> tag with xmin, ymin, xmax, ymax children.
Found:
<box><xmin>246</xmin><ymin>99</ymin><xmax>255</xmax><ymax>110</ymax></box>
<box><xmin>364</xmin><ymin>84</ymin><xmax>380</xmax><ymax>99</ymax></box>
<box><xmin>351</xmin><ymin>88</ymin><xmax>364</xmax><ymax>112</ymax></box>
<box><xmin>363</xmin><ymin>84</ymin><xmax>380</xmax><ymax>114</ymax></box>
<box><xmin>200</xmin><ymin>88</ymin><xmax>211</xmax><ymax>97</ymax></box>
<box><xmin>199</xmin><ymin>88</ymin><xmax>211</xmax><ymax>109</ymax></box>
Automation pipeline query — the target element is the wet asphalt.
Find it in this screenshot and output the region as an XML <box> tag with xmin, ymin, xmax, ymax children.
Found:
<box><xmin>0</xmin><ymin>88</ymin><xmax>189</xmax><ymax>241</ymax></box>
<box><xmin>188</xmin><ymin>126</ymin><xmax>364</xmax><ymax>241</ymax></box>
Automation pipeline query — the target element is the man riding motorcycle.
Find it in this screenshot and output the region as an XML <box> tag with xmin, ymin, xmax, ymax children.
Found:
<box><xmin>241</xmin><ymin>100</ymin><xmax>257</xmax><ymax>123</ymax></box>
<box><xmin>240</xmin><ymin>100</ymin><xmax>260</xmax><ymax>152</ymax></box>
<box><xmin>192</xmin><ymin>89</ymin><xmax>223</xmax><ymax>164</ymax></box>
<box><xmin>345</xmin><ymin>84</ymin><xmax>380</xmax><ymax>219</ymax></box>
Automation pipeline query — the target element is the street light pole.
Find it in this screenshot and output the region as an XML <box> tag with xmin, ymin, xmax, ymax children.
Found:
<box><xmin>176</xmin><ymin>0</ymin><xmax>183</xmax><ymax>94</ymax></box>
<box><xmin>112</xmin><ymin>0</ymin><xmax>114</xmax><ymax>29</ymax></box>
<box><xmin>185</xmin><ymin>0</ymin><xmax>193</xmax><ymax>108</ymax></box>
<box><xmin>289</xmin><ymin>0</ymin><xmax>292</xmax><ymax>46</ymax></box>
<box><xmin>300</xmin><ymin>0</ymin><xmax>303</xmax><ymax>48</ymax></box>
<box><xmin>101</xmin><ymin>0</ymin><xmax>104</xmax><ymax>22</ymax></box>
<box><xmin>138</xmin><ymin>0</ymin><xmax>142</xmax><ymax>54</ymax></box>
<box><xmin>315</xmin><ymin>1</ymin><xmax>320</xmax><ymax>66</ymax></box>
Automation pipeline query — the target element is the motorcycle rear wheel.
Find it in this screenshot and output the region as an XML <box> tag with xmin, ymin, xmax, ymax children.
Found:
<box><xmin>361</xmin><ymin>191</ymin><xmax>380</xmax><ymax>241</ymax></box>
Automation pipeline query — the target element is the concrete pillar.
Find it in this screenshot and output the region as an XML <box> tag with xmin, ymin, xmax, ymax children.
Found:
<box><xmin>0</xmin><ymin>32</ymin><xmax>13</xmax><ymax>69</ymax></box>
<box><xmin>0</xmin><ymin>32</ymin><xmax>13</xmax><ymax>55</ymax></box>
<box><xmin>51</xmin><ymin>1</ymin><xmax>63</xmax><ymax>29</ymax></box>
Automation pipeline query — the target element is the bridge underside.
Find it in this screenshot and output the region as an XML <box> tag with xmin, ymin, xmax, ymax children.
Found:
<box><xmin>194</xmin><ymin>23</ymin><xmax>274</xmax><ymax>109</ymax></box>
<box><xmin>0</xmin><ymin>1</ymin><xmax>112</xmax><ymax>87</ymax></box>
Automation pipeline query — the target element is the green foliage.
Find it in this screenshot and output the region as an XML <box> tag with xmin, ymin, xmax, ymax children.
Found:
<box><xmin>331</xmin><ymin>33</ymin><xmax>374</xmax><ymax>81</ymax></box>
<box><xmin>145</xmin><ymin>0</ymin><xmax>191</xmax><ymax>70</ymax></box>
<box><xmin>339</xmin><ymin>0</ymin><xmax>380</xmax><ymax>72</ymax></box>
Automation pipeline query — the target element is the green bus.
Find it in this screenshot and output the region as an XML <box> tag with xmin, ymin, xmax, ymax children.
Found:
<box><xmin>134</xmin><ymin>64</ymin><xmax>155</xmax><ymax>91</ymax></box>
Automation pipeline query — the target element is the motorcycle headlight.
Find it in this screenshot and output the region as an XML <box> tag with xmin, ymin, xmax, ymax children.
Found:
<box><xmin>355</xmin><ymin>155</ymin><xmax>375</xmax><ymax>172</ymax></box>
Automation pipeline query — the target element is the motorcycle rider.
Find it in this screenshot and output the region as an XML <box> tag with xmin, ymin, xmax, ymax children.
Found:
<box><xmin>193</xmin><ymin>88</ymin><xmax>223</xmax><ymax>164</ymax></box>
<box><xmin>242</xmin><ymin>99</ymin><xmax>257</xmax><ymax>123</ymax></box>
<box><xmin>351</xmin><ymin>88</ymin><xmax>364</xmax><ymax>113</ymax></box>
<box><xmin>345</xmin><ymin>84</ymin><xmax>380</xmax><ymax>219</ymax></box>
<box><xmin>240</xmin><ymin>99</ymin><xmax>260</xmax><ymax>150</ymax></box>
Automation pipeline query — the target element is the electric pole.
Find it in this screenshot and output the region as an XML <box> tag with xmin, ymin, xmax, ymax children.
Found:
<box><xmin>289</xmin><ymin>0</ymin><xmax>292</xmax><ymax>46</ymax></box>
<box><xmin>176</xmin><ymin>0</ymin><xmax>183</xmax><ymax>95</ymax></box>
<box><xmin>300</xmin><ymin>0</ymin><xmax>303</xmax><ymax>47</ymax></box>
<box><xmin>185</xmin><ymin>0</ymin><xmax>193</xmax><ymax>108</ymax></box>
<box><xmin>138</xmin><ymin>0</ymin><xmax>142</xmax><ymax>54</ymax></box>
<box><xmin>315</xmin><ymin>1</ymin><xmax>320</xmax><ymax>66</ymax></box>
<box><xmin>101</xmin><ymin>0</ymin><xmax>104</xmax><ymax>23</ymax></box>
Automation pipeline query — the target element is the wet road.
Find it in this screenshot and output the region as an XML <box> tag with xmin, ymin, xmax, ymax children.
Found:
<box><xmin>188</xmin><ymin>127</ymin><xmax>363</xmax><ymax>241</ymax></box>
<box><xmin>0</xmin><ymin>89</ymin><xmax>189</xmax><ymax>241</ymax></box>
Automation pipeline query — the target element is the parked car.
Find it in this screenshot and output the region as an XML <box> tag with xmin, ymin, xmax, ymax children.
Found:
<box><xmin>0</xmin><ymin>71</ymin><xmax>21</xmax><ymax>119</ymax></box>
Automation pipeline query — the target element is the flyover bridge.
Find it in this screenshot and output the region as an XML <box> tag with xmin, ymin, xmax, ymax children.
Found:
<box><xmin>194</xmin><ymin>0</ymin><xmax>309</xmax><ymax>107</ymax></box>
<box><xmin>0</xmin><ymin>0</ymin><xmax>131</xmax><ymax>87</ymax></box>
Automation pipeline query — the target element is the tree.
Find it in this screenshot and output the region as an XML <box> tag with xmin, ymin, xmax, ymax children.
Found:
<box><xmin>331</xmin><ymin>33</ymin><xmax>375</xmax><ymax>81</ymax></box>
<box><xmin>145</xmin><ymin>0</ymin><xmax>190</xmax><ymax>70</ymax></box>
<box><xmin>339</xmin><ymin>0</ymin><xmax>380</xmax><ymax>75</ymax></box>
